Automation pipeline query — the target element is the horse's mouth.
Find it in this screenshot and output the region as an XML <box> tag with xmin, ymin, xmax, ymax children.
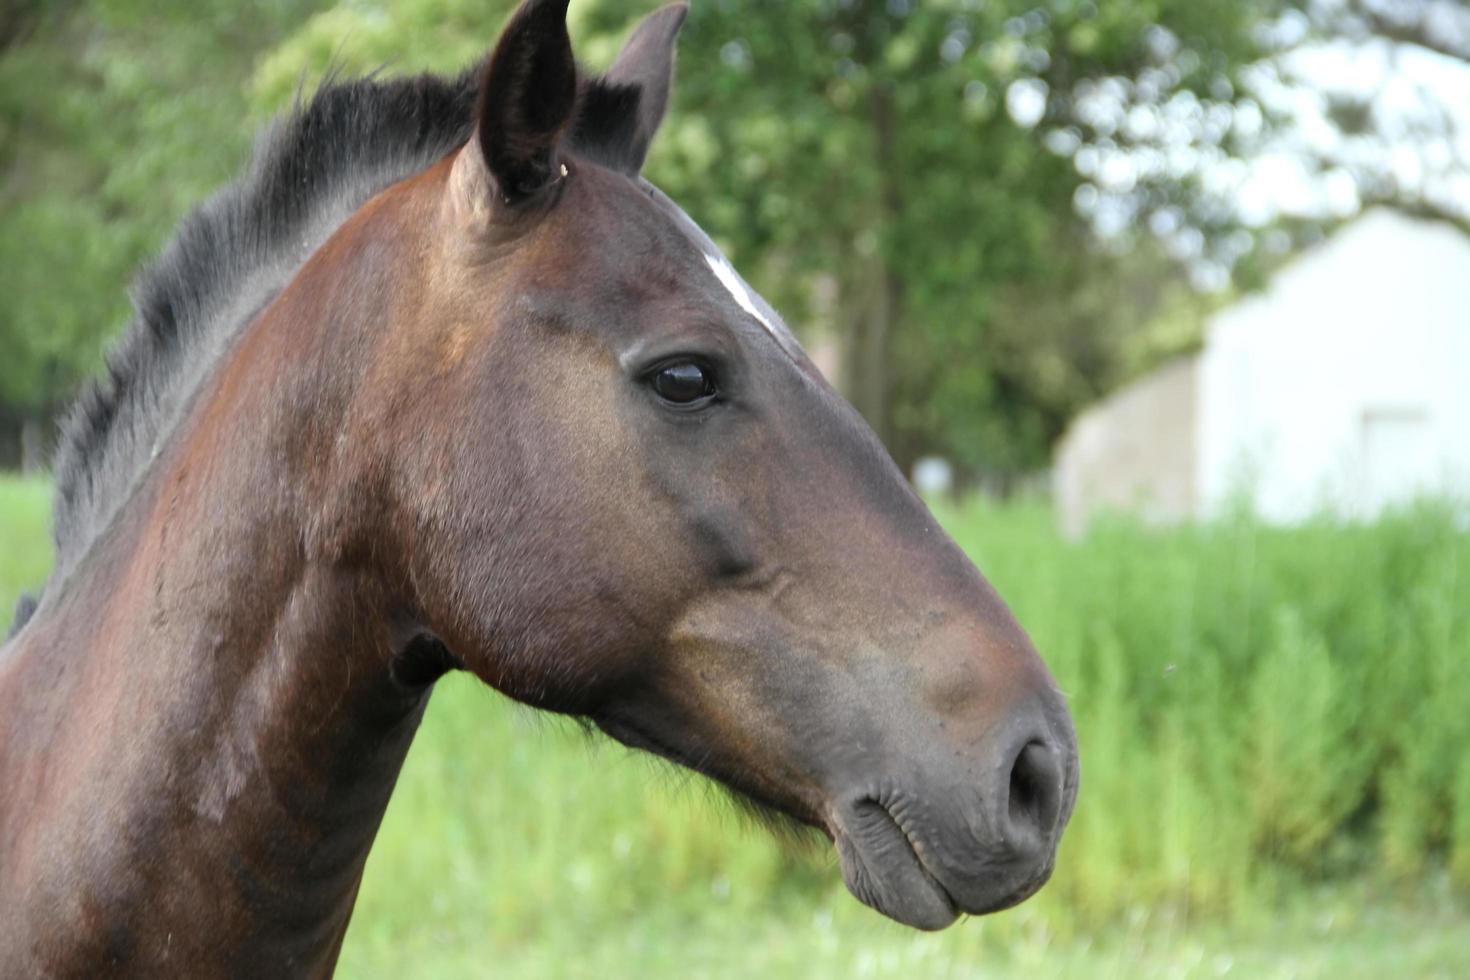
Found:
<box><xmin>596</xmin><ymin>712</ymin><xmax>1066</xmax><ymax>931</ymax></box>
<box><xmin>829</xmin><ymin>796</ymin><xmax>960</xmax><ymax>930</ymax></box>
<box><xmin>829</xmin><ymin>791</ymin><xmax>1061</xmax><ymax>930</ymax></box>
<box><xmin>600</xmin><ymin>711</ymin><xmax>957</xmax><ymax>929</ymax></box>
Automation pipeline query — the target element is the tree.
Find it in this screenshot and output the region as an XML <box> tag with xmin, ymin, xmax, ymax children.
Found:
<box><xmin>3</xmin><ymin>0</ymin><xmax>1467</xmax><ymax>475</ymax></box>
<box><xmin>0</xmin><ymin>0</ymin><xmax>322</xmax><ymax>464</ymax></box>
<box><xmin>608</xmin><ymin>0</ymin><xmax>1275</xmax><ymax>474</ymax></box>
<box><xmin>627</xmin><ymin>0</ymin><xmax>1469</xmax><ymax>475</ymax></box>
<box><xmin>249</xmin><ymin>0</ymin><xmax>1271</xmax><ymax>476</ymax></box>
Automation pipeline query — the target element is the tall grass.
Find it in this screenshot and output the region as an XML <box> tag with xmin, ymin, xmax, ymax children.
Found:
<box><xmin>0</xmin><ymin>475</ymin><xmax>50</xmax><ymax>632</ymax></box>
<box><xmin>930</xmin><ymin>497</ymin><xmax>1470</xmax><ymax>924</ymax></box>
<box><xmin>2</xmin><ymin>480</ymin><xmax>1467</xmax><ymax>975</ymax></box>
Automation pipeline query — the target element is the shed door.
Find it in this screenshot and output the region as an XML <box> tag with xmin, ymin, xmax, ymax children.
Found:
<box><xmin>1360</xmin><ymin>407</ymin><xmax>1435</xmax><ymax>515</ymax></box>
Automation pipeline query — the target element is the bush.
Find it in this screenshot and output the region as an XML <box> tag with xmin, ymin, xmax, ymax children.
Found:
<box><xmin>934</xmin><ymin>496</ymin><xmax>1470</xmax><ymax>923</ymax></box>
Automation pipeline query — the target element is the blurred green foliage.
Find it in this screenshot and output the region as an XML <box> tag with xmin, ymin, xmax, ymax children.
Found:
<box><xmin>0</xmin><ymin>0</ymin><xmax>322</xmax><ymax>420</ymax></box>
<box><xmin>1</xmin><ymin>0</ymin><xmax>1267</xmax><ymax>474</ymax></box>
<box><xmin>3</xmin><ymin>2</ymin><xmax>1462</xmax><ymax>471</ymax></box>
<box><xmin>934</xmin><ymin>496</ymin><xmax>1470</xmax><ymax>914</ymax></box>
<box><xmin>248</xmin><ymin>0</ymin><xmax>1257</xmax><ymax>473</ymax></box>
<box><xmin>0</xmin><ymin>473</ymin><xmax>49</xmax><ymax>603</ymax></box>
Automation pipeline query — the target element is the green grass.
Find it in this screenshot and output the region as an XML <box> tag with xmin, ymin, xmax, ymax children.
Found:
<box><xmin>3</xmin><ymin>478</ymin><xmax>1468</xmax><ymax>976</ymax></box>
<box><xmin>0</xmin><ymin>474</ymin><xmax>50</xmax><ymax>615</ymax></box>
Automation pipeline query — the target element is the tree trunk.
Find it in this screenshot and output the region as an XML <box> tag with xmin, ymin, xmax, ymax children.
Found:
<box><xmin>20</xmin><ymin>416</ymin><xmax>46</xmax><ymax>474</ymax></box>
<box><xmin>840</xmin><ymin>256</ymin><xmax>900</xmax><ymax>451</ymax></box>
<box><xmin>838</xmin><ymin>81</ymin><xmax>907</xmax><ymax>470</ymax></box>
<box><xmin>0</xmin><ymin>415</ymin><xmax>18</xmax><ymax>471</ymax></box>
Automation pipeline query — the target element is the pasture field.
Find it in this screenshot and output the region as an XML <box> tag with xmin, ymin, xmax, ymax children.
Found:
<box><xmin>3</xmin><ymin>476</ymin><xmax>1468</xmax><ymax>977</ymax></box>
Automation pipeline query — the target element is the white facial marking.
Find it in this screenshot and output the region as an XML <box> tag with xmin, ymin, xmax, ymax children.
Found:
<box><xmin>705</xmin><ymin>253</ymin><xmax>777</xmax><ymax>336</ymax></box>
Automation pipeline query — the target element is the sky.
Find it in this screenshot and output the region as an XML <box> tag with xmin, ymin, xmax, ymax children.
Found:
<box><xmin>1009</xmin><ymin>3</ymin><xmax>1470</xmax><ymax>290</ymax></box>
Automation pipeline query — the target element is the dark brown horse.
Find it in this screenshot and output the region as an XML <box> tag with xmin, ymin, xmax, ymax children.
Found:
<box><xmin>0</xmin><ymin>2</ymin><xmax>1077</xmax><ymax>975</ymax></box>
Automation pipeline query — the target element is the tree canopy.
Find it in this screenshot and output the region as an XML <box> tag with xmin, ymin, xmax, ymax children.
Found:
<box><xmin>2</xmin><ymin>0</ymin><xmax>1466</xmax><ymax>474</ymax></box>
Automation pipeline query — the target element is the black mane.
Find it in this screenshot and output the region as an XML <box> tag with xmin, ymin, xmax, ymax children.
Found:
<box><xmin>24</xmin><ymin>48</ymin><xmax>647</xmax><ymax>630</ymax></box>
<box><xmin>43</xmin><ymin>65</ymin><xmax>482</xmax><ymax>592</ymax></box>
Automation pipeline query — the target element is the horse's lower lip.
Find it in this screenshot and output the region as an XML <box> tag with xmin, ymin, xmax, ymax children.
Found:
<box><xmin>830</xmin><ymin>793</ymin><xmax>1064</xmax><ymax>928</ymax></box>
<box><xmin>878</xmin><ymin>812</ymin><xmax>962</xmax><ymax>914</ymax></box>
<box><xmin>902</xmin><ymin>849</ymin><xmax>961</xmax><ymax>923</ymax></box>
<box><xmin>830</xmin><ymin>798</ymin><xmax>960</xmax><ymax>930</ymax></box>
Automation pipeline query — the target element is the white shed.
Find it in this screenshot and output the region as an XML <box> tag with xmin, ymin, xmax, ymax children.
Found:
<box><xmin>1055</xmin><ymin>209</ymin><xmax>1470</xmax><ymax>536</ymax></box>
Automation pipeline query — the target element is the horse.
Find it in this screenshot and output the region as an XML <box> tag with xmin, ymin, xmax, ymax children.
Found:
<box><xmin>0</xmin><ymin>2</ymin><xmax>1078</xmax><ymax>975</ymax></box>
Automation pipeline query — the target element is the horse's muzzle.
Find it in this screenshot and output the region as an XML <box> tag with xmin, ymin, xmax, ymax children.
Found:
<box><xmin>827</xmin><ymin>712</ymin><xmax>1078</xmax><ymax>930</ymax></box>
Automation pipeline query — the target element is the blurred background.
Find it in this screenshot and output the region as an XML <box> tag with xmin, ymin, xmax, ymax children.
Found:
<box><xmin>2</xmin><ymin>0</ymin><xmax>1469</xmax><ymax>976</ymax></box>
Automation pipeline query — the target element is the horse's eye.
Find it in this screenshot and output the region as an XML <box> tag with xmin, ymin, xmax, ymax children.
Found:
<box><xmin>651</xmin><ymin>362</ymin><xmax>716</xmax><ymax>405</ymax></box>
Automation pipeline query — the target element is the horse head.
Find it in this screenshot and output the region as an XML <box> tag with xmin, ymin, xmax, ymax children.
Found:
<box><xmin>366</xmin><ymin>0</ymin><xmax>1079</xmax><ymax>928</ymax></box>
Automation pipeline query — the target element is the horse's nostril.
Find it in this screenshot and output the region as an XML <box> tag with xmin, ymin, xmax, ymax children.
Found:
<box><xmin>1005</xmin><ymin>740</ymin><xmax>1063</xmax><ymax>849</ymax></box>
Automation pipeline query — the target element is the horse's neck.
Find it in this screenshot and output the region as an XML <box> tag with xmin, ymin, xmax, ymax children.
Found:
<box><xmin>0</xmin><ymin>198</ymin><xmax>434</xmax><ymax>977</ymax></box>
<box><xmin>2</xmin><ymin>561</ymin><xmax>427</xmax><ymax>976</ymax></box>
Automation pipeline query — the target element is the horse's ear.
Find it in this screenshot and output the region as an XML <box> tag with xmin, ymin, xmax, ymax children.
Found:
<box><xmin>572</xmin><ymin>2</ymin><xmax>688</xmax><ymax>175</ymax></box>
<box><xmin>476</xmin><ymin>0</ymin><xmax>578</xmax><ymax>205</ymax></box>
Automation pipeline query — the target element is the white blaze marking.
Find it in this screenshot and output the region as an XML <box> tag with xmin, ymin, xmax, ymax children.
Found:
<box><xmin>705</xmin><ymin>253</ymin><xmax>777</xmax><ymax>336</ymax></box>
